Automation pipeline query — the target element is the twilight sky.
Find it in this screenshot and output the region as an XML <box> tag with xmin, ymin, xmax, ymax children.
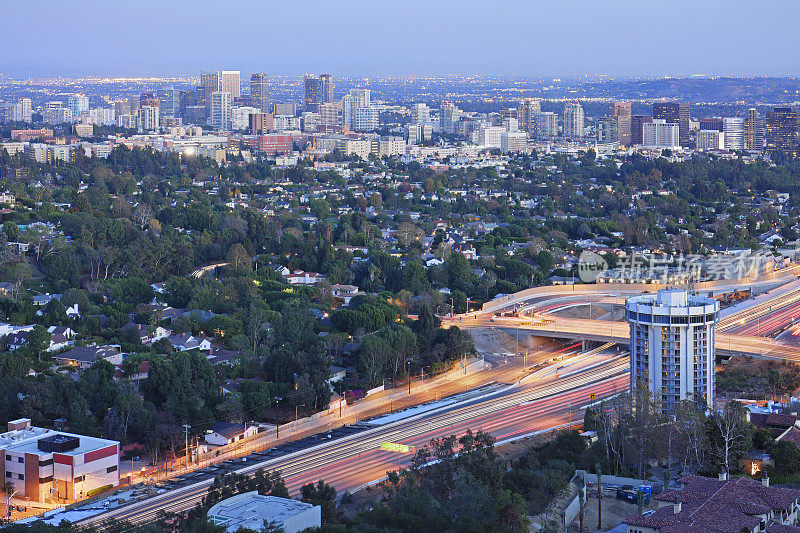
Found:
<box><xmin>4</xmin><ymin>0</ymin><xmax>799</xmax><ymax>77</ymax></box>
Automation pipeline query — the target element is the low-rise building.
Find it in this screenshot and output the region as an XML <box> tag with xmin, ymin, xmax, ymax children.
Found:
<box><xmin>204</xmin><ymin>422</ymin><xmax>258</xmax><ymax>446</ymax></box>
<box><xmin>207</xmin><ymin>491</ymin><xmax>321</xmax><ymax>533</ymax></box>
<box><xmin>0</xmin><ymin>419</ymin><xmax>119</xmax><ymax>502</ymax></box>
<box><xmin>625</xmin><ymin>474</ymin><xmax>800</xmax><ymax>533</ymax></box>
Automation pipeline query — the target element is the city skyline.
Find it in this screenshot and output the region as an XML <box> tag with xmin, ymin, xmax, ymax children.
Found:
<box><xmin>3</xmin><ymin>0</ymin><xmax>800</xmax><ymax>77</ymax></box>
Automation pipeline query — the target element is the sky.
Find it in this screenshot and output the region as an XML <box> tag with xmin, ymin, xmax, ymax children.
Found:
<box><xmin>4</xmin><ymin>0</ymin><xmax>800</xmax><ymax>78</ymax></box>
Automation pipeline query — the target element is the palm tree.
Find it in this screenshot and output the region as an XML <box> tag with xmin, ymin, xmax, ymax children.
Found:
<box><xmin>2</xmin><ymin>481</ymin><xmax>16</xmax><ymax>521</ymax></box>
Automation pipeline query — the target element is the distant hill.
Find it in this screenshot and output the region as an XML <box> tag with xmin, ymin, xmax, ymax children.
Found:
<box><xmin>580</xmin><ymin>77</ymin><xmax>800</xmax><ymax>104</ymax></box>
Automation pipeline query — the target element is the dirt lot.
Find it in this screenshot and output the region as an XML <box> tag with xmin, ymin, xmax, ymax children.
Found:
<box><xmin>470</xmin><ymin>326</ymin><xmax>520</xmax><ymax>354</ymax></box>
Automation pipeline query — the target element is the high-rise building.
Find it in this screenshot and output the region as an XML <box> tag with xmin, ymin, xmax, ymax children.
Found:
<box><xmin>353</xmin><ymin>106</ymin><xmax>378</xmax><ymax>132</ymax></box>
<box><xmin>439</xmin><ymin>101</ymin><xmax>461</xmax><ymax>134</ymax></box>
<box><xmin>625</xmin><ymin>289</ymin><xmax>718</xmax><ymax>413</ymax></box>
<box><xmin>318</xmin><ymin>102</ymin><xmax>340</xmax><ymax>126</ymax></box>
<box><xmin>273</xmin><ymin>102</ymin><xmax>297</xmax><ymax>117</ymax></box>
<box><xmin>744</xmin><ymin>108</ymin><xmax>766</xmax><ymax>151</ymax></box>
<box><xmin>642</xmin><ymin>119</ymin><xmax>680</xmax><ymax>148</ymax></box>
<box><xmin>630</xmin><ymin>115</ymin><xmax>652</xmax><ymax>145</ymax></box>
<box><xmin>249</xmin><ymin>113</ymin><xmax>273</xmax><ymax>135</ymax></box>
<box><xmin>722</xmin><ymin>117</ymin><xmax>745</xmax><ymax>150</ymax></box>
<box><xmin>220</xmin><ymin>71</ymin><xmax>241</xmax><ymax>99</ymax></box>
<box><xmin>518</xmin><ymin>98</ymin><xmax>541</xmax><ymax>135</ymax></box>
<box><xmin>653</xmin><ymin>101</ymin><xmax>690</xmax><ymax>146</ymax></box>
<box><xmin>500</xmin><ymin>131</ymin><xmax>527</xmax><ymax>153</ymax></box>
<box><xmin>67</xmin><ymin>94</ymin><xmax>89</xmax><ymax>122</ymax></box>
<box><xmin>250</xmin><ymin>73</ymin><xmax>270</xmax><ymax>113</ymax></box>
<box><xmin>533</xmin><ymin>112</ymin><xmax>558</xmax><ymax>140</ymax></box>
<box><xmin>597</xmin><ymin>116</ymin><xmax>618</xmax><ymax>143</ymax></box>
<box><xmin>140</xmin><ymin>92</ymin><xmax>160</xmax><ymax>110</ymax></box>
<box><xmin>209</xmin><ymin>91</ymin><xmax>232</xmax><ymax>131</ymax></box>
<box><xmin>137</xmin><ymin>106</ymin><xmax>160</xmax><ymax>131</ymax></box>
<box><xmin>303</xmin><ymin>75</ymin><xmax>323</xmax><ymax>112</ymax></box>
<box><xmin>320</xmin><ymin>74</ymin><xmax>334</xmax><ymax>104</ymax></box>
<box><xmin>699</xmin><ymin>118</ymin><xmax>723</xmax><ymax>132</ymax></box>
<box><xmin>696</xmin><ymin>130</ymin><xmax>724</xmax><ymax>151</ymax></box>
<box><xmin>11</xmin><ymin>98</ymin><xmax>32</xmax><ymax>122</ymax></box>
<box><xmin>410</xmin><ymin>103</ymin><xmax>430</xmax><ymax>125</ymax></box>
<box><xmin>766</xmin><ymin>107</ymin><xmax>797</xmax><ymax>154</ymax></box>
<box><xmin>157</xmin><ymin>89</ymin><xmax>181</xmax><ymax>118</ymax></box>
<box><xmin>562</xmin><ymin>102</ymin><xmax>584</xmax><ymax>138</ymax></box>
<box><xmin>201</xmin><ymin>71</ymin><xmax>220</xmax><ymax>92</ymax></box>
<box><xmin>608</xmin><ymin>102</ymin><xmax>632</xmax><ymax>145</ymax></box>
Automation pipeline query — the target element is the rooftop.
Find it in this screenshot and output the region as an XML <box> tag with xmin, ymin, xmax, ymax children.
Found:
<box><xmin>207</xmin><ymin>492</ymin><xmax>319</xmax><ymax>532</ymax></box>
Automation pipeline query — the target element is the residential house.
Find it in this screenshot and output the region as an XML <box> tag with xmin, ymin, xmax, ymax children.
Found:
<box><xmin>169</xmin><ymin>333</ymin><xmax>212</xmax><ymax>352</ymax></box>
<box><xmin>52</xmin><ymin>345</ymin><xmax>123</xmax><ymax>369</ymax></box>
<box><xmin>624</xmin><ymin>474</ymin><xmax>800</xmax><ymax>533</ymax></box>
<box><xmin>204</xmin><ymin>422</ymin><xmax>258</xmax><ymax>446</ymax></box>
<box><xmin>121</xmin><ymin>323</ymin><xmax>171</xmax><ymax>345</ymax></box>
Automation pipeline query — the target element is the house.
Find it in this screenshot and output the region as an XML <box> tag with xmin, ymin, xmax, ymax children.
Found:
<box><xmin>5</xmin><ymin>330</ymin><xmax>29</xmax><ymax>350</ymax></box>
<box><xmin>331</xmin><ymin>284</ymin><xmax>361</xmax><ymax>306</ymax></box>
<box><xmin>169</xmin><ymin>333</ymin><xmax>212</xmax><ymax>352</ymax></box>
<box><xmin>624</xmin><ymin>474</ymin><xmax>800</xmax><ymax>533</ymax></box>
<box><xmin>47</xmin><ymin>326</ymin><xmax>76</xmax><ymax>351</ymax></box>
<box><xmin>52</xmin><ymin>345</ymin><xmax>123</xmax><ymax>369</ymax></box>
<box><xmin>204</xmin><ymin>422</ymin><xmax>258</xmax><ymax>446</ymax></box>
<box><xmin>284</xmin><ymin>270</ymin><xmax>327</xmax><ymax>285</ymax></box>
<box><xmin>207</xmin><ymin>347</ymin><xmax>241</xmax><ymax>366</ymax></box>
<box><xmin>32</xmin><ymin>293</ymin><xmax>61</xmax><ymax>306</ymax></box>
<box><xmin>121</xmin><ymin>323</ymin><xmax>171</xmax><ymax>345</ymax></box>
<box><xmin>329</xmin><ymin>366</ymin><xmax>347</xmax><ymax>383</ymax></box>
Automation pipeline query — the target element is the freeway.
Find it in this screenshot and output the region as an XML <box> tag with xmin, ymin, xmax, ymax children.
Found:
<box><xmin>78</xmin><ymin>353</ymin><xmax>629</xmax><ymax>527</ymax></box>
<box><xmin>461</xmin><ymin>315</ymin><xmax>800</xmax><ymax>363</ymax></box>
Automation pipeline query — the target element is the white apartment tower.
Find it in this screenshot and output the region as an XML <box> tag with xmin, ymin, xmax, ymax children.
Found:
<box><xmin>210</xmin><ymin>91</ymin><xmax>232</xmax><ymax>131</ymax></box>
<box><xmin>625</xmin><ymin>289</ymin><xmax>719</xmax><ymax>413</ymax></box>
<box><xmin>12</xmin><ymin>98</ymin><xmax>32</xmax><ymax>122</ymax></box>
<box><xmin>696</xmin><ymin>129</ymin><xmax>725</xmax><ymax>151</ymax></box>
<box><xmin>411</xmin><ymin>103</ymin><xmax>431</xmax><ymax>126</ymax></box>
<box><xmin>534</xmin><ymin>112</ymin><xmax>558</xmax><ymax>140</ymax></box>
<box><xmin>67</xmin><ymin>94</ymin><xmax>90</xmax><ymax>121</ymax></box>
<box><xmin>562</xmin><ymin>102</ymin><xmax>584</xmax><ymax>138</ymax></box>
<box><xmin>137</xmin><ymin>105</ymin><xmax>160</xmax><ymax>131</ymax></box>
<box><xmin>642</xmin><ymin>119</ymin><xmax>680</xmax><ymax>148</ymax></box>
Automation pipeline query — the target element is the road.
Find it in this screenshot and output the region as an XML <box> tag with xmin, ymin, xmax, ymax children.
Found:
<box><xmin>78</xmin><ymin>354</ymin><xmax>629</xmax><ymax>527</ymax></box>
<box><xmin>453</xmin><ymin>315</ymin><xmax>800</xmax><ymax>363</ymax></box>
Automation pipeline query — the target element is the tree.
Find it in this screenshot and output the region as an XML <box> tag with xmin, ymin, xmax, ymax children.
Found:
<box><xmin>708</xmin><ymin>401</ymin><xmax>751</xmax><ymax>474</ymax></box>
<box><xmin>26</xmin><ymin>325</ymin><xmax>51</xmax><ymax>361</ymax></box>
<box><xmin>300</xmin><ymin>480</ymin><xmax>337</xmax><ymax>523</ymax></box>
<box><xmin>226</xmin><ymin>243</ymin><xmax>252</xmax><ymax>275</ymax></box>
<box><xmin>2</xmin><ymin>222</ymin><xmax>18</xmax><ymax>242</ymax></box>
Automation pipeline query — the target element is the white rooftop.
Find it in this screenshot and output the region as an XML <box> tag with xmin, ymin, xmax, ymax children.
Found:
<box><xmin>208</xmin><ymin>492</ymin><xmax>319</xmax><ymax>532</ymax></box>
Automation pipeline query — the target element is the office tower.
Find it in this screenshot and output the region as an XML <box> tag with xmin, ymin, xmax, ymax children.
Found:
<box><xmin>722</xmin><ymin>117</ymin><xmax>745</xmax><ymax>150</ymax></box>
<box><xmin>630</xmin><ymin>115</ymin><xmax>652</xmax><ymax>145</ymax></box>
<box><xmin>533</xmin><ymin>112</ymin><xmax>558</xmax><ymax>140</ymax></box>
<box><xmin>341</xmin><ymin>89</ymin><xmax>371</xmax><ymax>129</ymax></box>
<box><xmin>410</xmin><ymin>103</ymin><xmax>430</xmax><ymax>125</ymax></box>
<box><xmin>220</xmin><ymin>71</ymin><xmax>241</xmax><ymax>99</ymax></box>
<box><xmin>642</xmin><ymin>119</ymin><xmax>680</xmax><ymax>148</ymax></box>
<box><xmin>303</xmin><ymin>75</ymin><xmax>323</xmax><ymax>112</ymax></box>
<box><xmin>439</xmin><ymin>101</ymin><xmax>461</xmax><ymax>134</ymax></box>
<box><xmin>43</xmin><ymin>107</ymin><xmax>72</xmax><ymax>125</ymax></box>
<box><xmin>653</xmin><ymin>101</ymin><xmax>690</xmax><ymax>146</ymax></box>
<box><xmin>88</xmin><ymin>108</ymin><xmax>116</xmax><ymax>126</ymax></box>
<box><xmin>503</xmin><ymin>117</ymin><xmax>519</xmax><ymax>132</ymax></box>
<box><xmin>209</xmin><ymin>91</ymin><xmax>232</xmax><ymax>131</ymax></box>
<box><xmin>625</xmin><ymin>289</ymin><xmax>718</xmax><ymax>413</ymax></box>
<box><xmin>699</xmin><ymin>118</ymin><xmax>723</xmax><ymax>132</ymax></box>
<box><xmin>250</xmin><ymin>73</ymin><xmax>270</xmax><ymax>113</ymax></box>
<box><xmin>766</xmin><ymin>107</ymin><xmax>799</xmax><ymax>154</ymax></box>
<box><xmin>249</xmin><ymin>113</ymin><xmax>273</xmax><ymax>135</ymax></box>
<box><xmin>696</xmin><ymin>130</ymin><xmax>724</xmax><ymax>151</ymax></box>
<box><xmin>562</xmin><ymin>102</ymin><xmax>584</xmax><ymax>138</ymax></box>
<box><xmin>273</xmin><ymin>102</ymin><xmax>297</xmax><ymax>116</ymax></box>
<box><xmin>608</xmin><ymin>101</ymin><xmax>632</xmax><ymax>145</ymax></box>
<box><xmin>406</xmin><ymin>123</ymin><xmax>432</xmax><ymax>145</ymax></box>
<box><xmin>157</xmin><ymin>89</ymin><xmax>181</xmax><ymax>117</ymax></box>
<box><xmin>597</xmin><ymin>116</ymin><xmax>618</xmax><ymax>143</ymax></box>
<box><xmin>67</xmin><ymin>94</ymin><xmax>89</xmax><ymax>121</ymax></box>
<box><xmin>518</xmin><ymin>98</ymin><xmax>541</xmax><ymax>135</ymax></box>
<box><xmin>11</xmin><ymin>98</ymin><xmax>32</xmax><ymax>122</ymax></box>
<box><xmin>137</xmin><ymin>106</ymin><xmax>160</xmax><ymax>131</ymax></box>
<box><xmin>744</xmin><ymin>108</ymin><xmax>766</xmax><ymax>151</ymax></box>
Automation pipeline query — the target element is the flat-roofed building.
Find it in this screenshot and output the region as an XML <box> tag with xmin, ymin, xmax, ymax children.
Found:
<box><xmin>208</xmin><ymin>492</ymin><xmax>321</xmax><ymax>533</ymax></box>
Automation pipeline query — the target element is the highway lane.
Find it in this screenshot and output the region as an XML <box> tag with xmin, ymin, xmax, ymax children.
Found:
<box><xmin>79</xmin><ymin>356</ymin><xmax>629</xmax><ymax>527</ymax></box>
<box><xmin>458</xmin><ymin>315</ymin><xmax>800</xmax><ymax>363</ymax></box>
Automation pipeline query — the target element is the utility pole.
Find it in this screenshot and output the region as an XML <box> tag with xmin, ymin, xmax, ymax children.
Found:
<box><xmin>182</xmin><ymin>424</ymin><xmax>191</xmax><ymax>471</ymax></box>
